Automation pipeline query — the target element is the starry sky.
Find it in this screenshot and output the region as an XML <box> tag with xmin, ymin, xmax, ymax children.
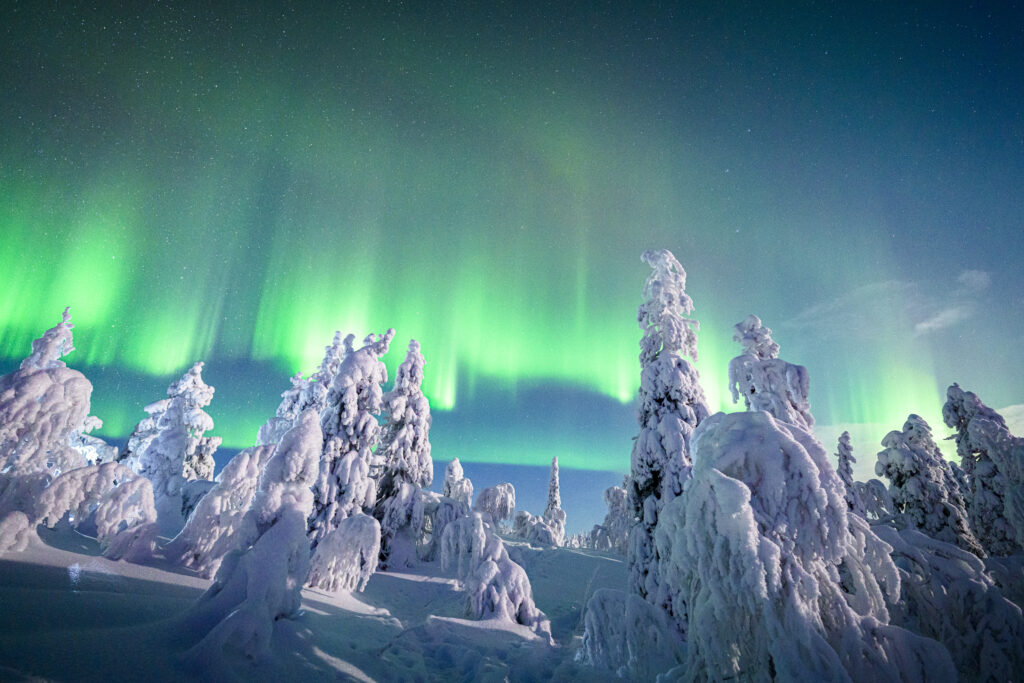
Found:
<box><xmin>2</xmin><ymin>2</ymin><xmax>1022</xmax><ymax>513</ymax></box>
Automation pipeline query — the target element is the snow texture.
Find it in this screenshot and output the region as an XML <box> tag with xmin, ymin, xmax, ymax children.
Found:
<box><xmin>307</xmin><ymin>512</ymin><xmax>381</xmax><ymax>593</ymax></box>
<box><xmin>473</xmin><ymin>483</ymin><xmax>516</xmax><ymax>529</ymax></box>
<box><xmin>654</xmin><ymin>410</ymin><xmax>955</xmax><ymax>682</ymax></box>
<box><xmin>835</xmin><ymin>431</ymin><xmax>865</xmax><ymax>515</ymax></box>
<box><xmin>167</xmin><ymin>444</ymin><xmax>276</xmax><ymax>578</ymax></box>
<box><xmin>874</xmin><ymin>524</ymin><xmax>1024</xmax><ymax>681</ymax></box>
<box><xmin>309</xmin><ymin>329</ymin><xmax>393</xmax><ymax>550</ymax></box>
<box><xmin>875</xmin><ymin>414</ymin><xmax>984</xmax><ymax>557</ymax></box>
<box><xmin>728</xmin><ymin>314</ymin><xmax>814</xmax><ymax>430</ymax></box>
<box><xmin>442</xmin><ymin>457</ymin><xmax>474</xmax><ymax>507</ymax></box>
<box><xmin>577</xmin><ymin>588</ymin><xmax>684</xmax><ymax>679</ymax></box>
<box><xmin>944</xmin><ymin>383</ymin><xmax>1024</xmax><ymax>555</ymax></box>
<box><xmin>440</xmin><ymin>512</ymin><xmax>552</xmax><ymax>642</ymax></box>
<box><xmin>134</xmin><ymin>362</ymin><xmax>219</xmax><ymax>536</ymax></box>
<box><xmin>628</xmin><ymin>249</ymin><xmax>710</xmax><ymax>607</ymax></box>
<box><xmin>119</xmin><ymin>399</ymin><xmax>168</xmax><ymax>473</ymax></box>
<box><xmin>183</xmin><ymin>408</ymin><xmax>322</xmax><ymax>661</ymax></box>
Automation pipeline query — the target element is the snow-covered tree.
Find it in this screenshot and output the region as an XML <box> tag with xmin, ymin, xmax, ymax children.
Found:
<box><xmin>418</xmin><ymin>490</ymin><xmax>469</xmax><ymax>562</ymax></box>
<box><xmin>182</xmin><ymin>409</ymin><xmax>322</xmax><ymax>663</ymax></box>
<box><xmin>308</xmin><ymin>329</ymin><xmax>393</xmax><ymax>550</ymax></box>
<box><xmin>35</xmin><ymin>462</ymin><xmax>158</xmax><ymax>561</ymax></box>
<box><xmin>512</xmin><ymin>511</ymin><xmax>560</xmax><ymax>547</ymax></box>
<box><xmin>835</xmin><ymin>431</ymin><xmax>865</xmax><ymax>515</ymax></box>
<box><xmin>442</xmin><ymin>458</ymin><xmax>473</xmax><ymax>507</ymax></box>
<box><xmin>653</xmin><ymin>410</ymin><xmax>956</xmax><ymax>681</ymax></box>
<box><xmin>873</xmin><ymin>524</ymin><xmax>1024</xmax><ymax>681</ymax></box>
<box><xmin>728</xmin><ymin>314</ymin><xmax>813</xmax><ymax>430</ymax></box>
<box><xmin>375</xmin><ymin>339</ymin><xmax>433</xmax><ymax>568</ymax></box>
<box><xmin>589</xmin><ymin>485</ymin><xmax>631</xmax><ymax>555</ymax></box>
<box><xmin>257</xmin><ymin>332</ymin><xmax>354</xmax><ymax>446</ymax></box>
<box><xmin>0</xmin><ymin>308</ymin><xmax>90</xmax><ymax>484</ymax></box>
<box><xmin>307</xmin><ymin>513</ymin><xmax>381</xmax><ymax>593</ymax></box>
<box><xmin>541</xmin><ymin>456</ymin><xmax>565</xmax><ymax>546</ymax></box>
<box><xmin>628</xmin><ymin>249</ymin><xmax>710</xmax><ymax>608</ymax></box>
<box><xmin>135</xmin><ymin>362</ymin><xmax>220</xmax><ymax>535</ymax></box>
<box><xmin>440</xmin><ymin>512</ymin><xmax>552</xmax><ymax>642</ymax></box>
<box><xmin>875</xmin><ymin>414</ymin><xmax>984</xmax><ymax>557</ymax></box>
<box><xmin>119</xmin><ymin>399</ymin><xmax>169</xmax><ymax>472</ymax></box>
<box><xmin>167</xmin><ymin>445</ymin><xmax>277</xmax><ymax>578</ymax></box>
<box><xmin>473</xmin><ymin>483</ymin><xmax>516</xmax><ymax>529</ymax></box>
<box><xmin>0</xmin><ymin>309</ymin><xmax>92</xmax><ymax>543</ymax></box>
<box><xmin>944</xmin><ymin>383</ymin><xmax>1024</xmax><ymax>555</ymax></box>
<box><xmin>858</xmin><ymin>478</ymin><xmax>895</xmax><ymax>522</ymax></box>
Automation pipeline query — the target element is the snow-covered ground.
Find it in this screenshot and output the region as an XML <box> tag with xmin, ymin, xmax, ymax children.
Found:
<box><xmin>0</xmin><ymin>526</ymin><xmax>626</xmax><ymax>682</ymax></box>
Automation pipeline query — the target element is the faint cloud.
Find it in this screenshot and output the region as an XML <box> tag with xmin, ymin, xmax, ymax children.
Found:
<box><xmin>913</xmin><ymin>307</ymin><xmax>972</xmax><ymax>336</ymax></box>
<box><xmin>957</xmin><ymin>269</ymin><xmax>991</xmax><ymax>292</ymax></box>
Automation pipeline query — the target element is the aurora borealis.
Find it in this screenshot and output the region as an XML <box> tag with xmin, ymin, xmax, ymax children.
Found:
<box><xmin>2</xmin><ymin>2</ymin><xmax>1022</xmax><ymax>487</ymax></box>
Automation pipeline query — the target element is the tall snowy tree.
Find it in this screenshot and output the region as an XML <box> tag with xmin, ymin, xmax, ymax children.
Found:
<box><xmin>944</xmin><ymin>383</ymin><xmax>1024</xmax><ymax>555</ymax></box>
<box><xmin>308</xmin><ymin>329</ymin><xmax>394</xmax><ymax>550</ymax></box>
<box><xmin>654</xmin><ymin>410</ymin><xmax>955</xmax><ymax>681</ymax></box>
<box><xmin>135</xmin><ymin>362</ymin><xmax>220</xmax><ymax>535</ymax></box>
<box><xmin>542</xmin><ymin>456</ymin><xmax>565</xmax><ymax>546</ymax></box>
<box><xmin>875</xmin><ymin>414</ymin><xmax>984</xmax><ymax>557</ymax></box>
<box><xmin>728</xmin><ymin>314</ymin><xmax>813</xmax><ymax>430</ymax></box>
<box><xmin>628</xmin><ymin>249</ymin><xmax>710</xmax><ymax>608</ymax></box>
<box><xmin>374</xmin><ymin>339</ymin><xmax>433</xmax><ymax>568</ymax></box>
<box><xmin>835</xmin><ymin>431</ymin><xmax>865</xmax><ymax>515</ymax></box>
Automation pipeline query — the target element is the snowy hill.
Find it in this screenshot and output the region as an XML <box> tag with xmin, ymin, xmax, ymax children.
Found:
<box><xmin>0</xmin><ymin>528</ymin><xmax>626</xmax><ymax>682</ymax></box>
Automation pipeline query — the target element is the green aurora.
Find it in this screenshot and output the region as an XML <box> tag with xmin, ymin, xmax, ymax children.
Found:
<box><xmin>2</xmin><ymin>3</ymin><xmax>1021</xmax><ymax>472</ymax></box>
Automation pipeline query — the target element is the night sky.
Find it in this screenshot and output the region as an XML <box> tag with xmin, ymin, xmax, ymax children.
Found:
<box><xmin>2</xmin><ymin>2</ymin><xmax>1022</xmax><ymax>499</ymax></box>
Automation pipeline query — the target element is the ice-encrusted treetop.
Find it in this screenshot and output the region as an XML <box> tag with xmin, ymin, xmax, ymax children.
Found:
<box><xmin>731</xmin><ymin>314</ymin><xmax>779</xmax><ymax>360</ymax></box>
<box><xmin>638</xmin><ymin>249</ymin><xmax>698</xmax><ymax>363</ymax></box>
<box><xmin>20</xmin><ymin>307</ymin><xmax>75</xmax><ymax>371</ymax></box>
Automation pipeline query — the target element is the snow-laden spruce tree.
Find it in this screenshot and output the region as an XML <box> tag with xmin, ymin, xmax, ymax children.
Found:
<box><xmin>728</xmin><ymin>314</ymin><xmax>813</xmax><ymax>430</ymax></box>
<box><xmin>875</xmin><ymin>414</ymin><xmax>984</xmax><ymax>557</ymax></box>
<box><xmin>167</xmin><ymin>444</ymin><xmax>276</xmax><ymax>578</ymax></box>
<box><xmin>654</xmin><ymin>410</ymin><xmax>955</xmax><ymax>681</ymax></box>
<box><xmin>473</xmin><ymin>483</ymin><xmax>516</xmax><ymax>529</ymax></box>
<box><xmin>442</xmin><ymin>458</ymin><xmax>474</xmax><ymax>506</ymax></box>
<box><xmin>0</xmin><ymin>308</ymin><xmax>92</xmax><ymax>547</ymax></box>
<box><xmin>628</xmin><ymin>249</ymin><xmax>710</xmax><ymax>607</ymax></box>
<box><xmin>944</xmin><ymin>383</ymin><xmax>1024</xmax><ymax>555</ymax></box>
<box><xmin>542</xmin><ymin>456</ymin><xmax>565</xmax><ymax>546</ymax></box>
<box><xmin>873</xmin><ymin>524</ymin><xmax>1024</xmax><ymax>680</ymax></box>
<box><xmin>440</xmin><ymin>512</ymin><xmax>553</xmax><ymax>643</ymax></box>
<box><xmin>307</xmin><ymin>512</ymin><xmax>381</xmax><ymax>593</ymax></box>
<box><xmin>257</xmin><ymin>332</ymin><xmax>354</xmax><ymax>446</ymax></box>
<box><xmin>835</xmin><ymin>431</ymin><xmax>865</xmax><ymax>515</ymax></box>
<box><xmin>0</xmin><ymin>310</ymin><xmax>159</xmax><ymax>560</ymax></box>
<box><xmin>135</xmin><ymin>362</ymin><xmax>220</xmax><ymax>535</ymax></box>
<box><xmin>308</xmin><ymin>329</ymin><xmax>394</xmax><ymax>550</ymax></box>
<box><xmin>182</xmin><ymin>409</ymin><xmax>322</xmax><ymax>663</ymax></box>
<box><xmin>374</xmin><ymin>339</ymin><xmax>433</xmax><ymax>568</ymax></box>
<box><xmin>588</xmin><ymin>485</ymin><xmax>631</xmax><ymax>555</ymax></box>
